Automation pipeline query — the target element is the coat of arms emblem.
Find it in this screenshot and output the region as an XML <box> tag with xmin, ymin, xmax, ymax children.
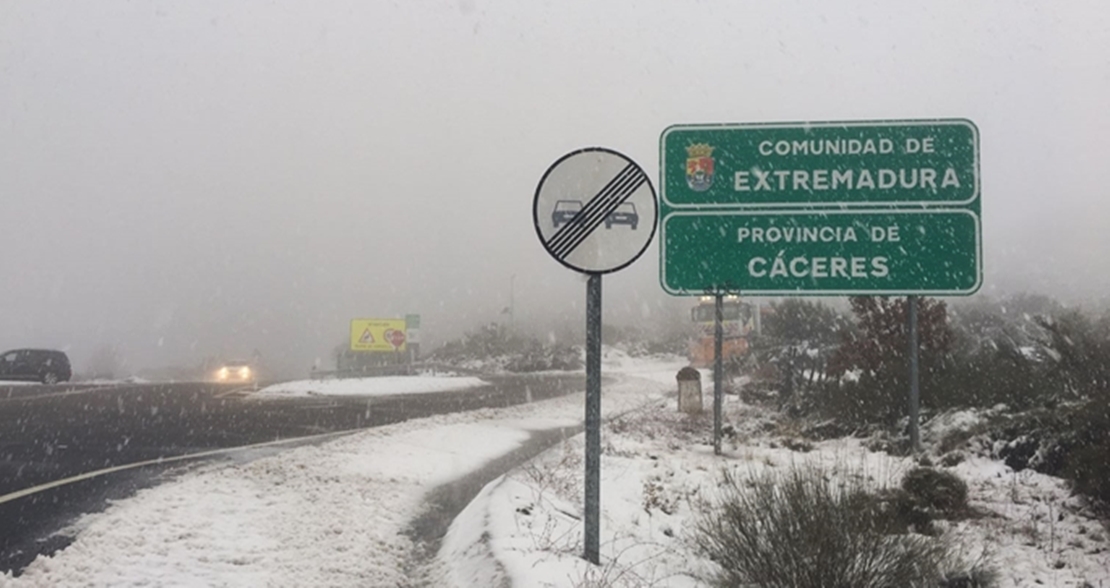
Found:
<box><xmin>685</xmin><ymin>143</ymin><xmax>714</xmax><ymax>192</ymax></box>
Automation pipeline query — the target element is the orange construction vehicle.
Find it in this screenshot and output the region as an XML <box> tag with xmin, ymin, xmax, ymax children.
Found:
<box><xmin>688</xmin><ymin>296</ymin><xmax>757</xmax><ymax>368</ymax></box>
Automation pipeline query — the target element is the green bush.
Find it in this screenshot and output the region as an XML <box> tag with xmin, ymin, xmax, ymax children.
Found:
<box><xmin>694</xmin><ymin>465</ymin><xmax>992</xmax><ymax>588</ymax></box>
<box><xmin>985</xmin><ymin>400</ymin><xmax>1110</xmax><ymax>510</ymax></box>
<box><xmin>1065</xmin><ymin>440</ymin><xmax>1110</xmax><ymax>511</ymax></box>
<box><xmin>1038</xmin><ymin>311</ymin><xmax>1110</xmax><ymax>402</ymax></box>
<box><xmin>930</xmin><ymin>344</ymin><xmax>1060</xmax><ymax>412</ymax></box>
<box><xmin>814</xmin><ymin>299</ymin><xmax>1106</xmax><ymax>428</ymax></box>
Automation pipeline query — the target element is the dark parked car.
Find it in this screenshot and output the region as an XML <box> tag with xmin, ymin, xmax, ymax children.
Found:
<box><xmin>605</xmin><ymin>202</ymin><xmax>639</xmax><ymax>230</ymax></box>
<box><xmin>0</xmin><ymin>348</ymin><xmax>72</xmax><ymax>384</ymax></box>
<box><xmin>551</xmin><ymin>199</ymin><xmax>583</xmax><ymax>228</ymax></box>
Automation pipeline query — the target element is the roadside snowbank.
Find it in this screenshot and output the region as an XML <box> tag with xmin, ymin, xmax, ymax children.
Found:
<box><xmin>255</xmin><ymin>375</ymin><xmax>487</xmax><ymax>397</ymax></box>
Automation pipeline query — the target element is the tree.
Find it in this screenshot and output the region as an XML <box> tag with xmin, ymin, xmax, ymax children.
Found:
<box><xmin>762</xmin><ymin>299</ymin><xmax>850</xmax><ymax>348</ymax></box>
<box><xmin>757</xmin><ymin>300</ymin><xmax>851</xmax><ymax>410</ymax></box>
<box><xmin>825</xmin><ymin>297</ymin><xmax>953</xmax><ymax>426</ymax></box>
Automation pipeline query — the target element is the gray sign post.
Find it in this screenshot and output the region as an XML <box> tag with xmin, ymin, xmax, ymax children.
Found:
<box><xmin>714</xmin><ymin>294</ymin><xmax>723</xmax><ymax>455</ymax></box>
<box><xmin>908</xmin><ymin>296</ymin><xmax>921</xmax><ymax>451</ymax></box>
<box><xmin>534</xmin><ymin>147</ymin><xmax>657</xmax><ymax>565</ymax></box>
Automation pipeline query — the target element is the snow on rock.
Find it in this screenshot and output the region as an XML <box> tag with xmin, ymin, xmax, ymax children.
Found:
<box><xmin>255</xmin><ymin>375</ymin><xmax>488</xmax><ymax>397</ymax></box>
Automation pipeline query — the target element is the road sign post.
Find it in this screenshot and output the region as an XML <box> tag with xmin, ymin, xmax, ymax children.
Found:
<box><xmin>660</xmin><ymin>119</ymin><xmax>980</xmax><ymax>453</ymax></box>
<box><xmin>585</xmin><ymin>274</ymin><xmax>602</xmax><ymax>561</ymax></box>
<box><xmin>713</xmin><ymin>294</ymin><xmax>723</xmax><ymax>456</ymax></box>
<box><xmin>908</xmin><ymin>296</ymin><xmax>921</xmax><ymax>452</ymax></box>
<box><xmin>534</xmin><ymin>147</ymin><xmax>657</xmax><ymax>566</ymax></box>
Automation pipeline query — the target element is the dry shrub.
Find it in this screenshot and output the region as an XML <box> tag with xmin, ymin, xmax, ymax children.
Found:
<box><xmin>902</xmin><ymin>467</ymin><xmax>969</xmax><ymax>516</ymax></box>
<box><xmin>693</xmin><ymin>464</ymin><xmax>994</xmax><ymax>588</ymax></box>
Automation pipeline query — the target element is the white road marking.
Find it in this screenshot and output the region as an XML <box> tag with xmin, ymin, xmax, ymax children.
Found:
<box><xmin>0</xmin><ymin>429</ymin><xmax>358</xmax><ymax>506</ymax></box>
<box><xmin>0</xmin><ymin>383</ymin><xmax>139</xmax><ymax>403</ymax></box>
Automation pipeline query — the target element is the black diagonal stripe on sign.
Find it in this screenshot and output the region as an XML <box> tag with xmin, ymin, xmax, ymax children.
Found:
<box><xmin>546</xmin><ymin>163</ymin><xmax>637</xmax><ymax>254</ymax></box>
<box><xmin>552</xmin><ymin>170</ymin><xmax>646</xmax><ymax>260</ymax></box>
<box><xmin>548</xmin><ymin>164</ymin><xmax>639</xmax><ymax>256</ymax></box>
<box><xmin>553</xmin><ymin>172</ymin><xmax>647</xmax><ymax>261</ymax></box>
<box><xmin>548</xmin><ymin>167</ymin><xmax>641</xmax><ymax>257</ymax></box>
<box><xmin>555</xmin><ymin>174</ymin><xmax>646</xmax><ymax>260</ymax></box>
<box><xmin>552</xmin><ymin>172</ymin><xmax>644</xmax><ymax>260</ymax></box>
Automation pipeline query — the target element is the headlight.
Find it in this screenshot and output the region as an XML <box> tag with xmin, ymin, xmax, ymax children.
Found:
<box><xmin>239</xmin><ymin>366</ymin><xmax>251</xmax><ymax>378</ymax></box>
<box><xmin>217</xmin><ymin>367</ymin><xmax>229</xmax><ymax>380</ymax></box>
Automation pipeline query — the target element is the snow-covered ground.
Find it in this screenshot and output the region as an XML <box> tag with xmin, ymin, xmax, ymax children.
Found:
<box><xmin>2</xmin><ymin>350</ymin><xmax>685</xmax><ymax>587</ymax></box>
<box><xmin>435</xmin><ymin>384</ymin><xmax>1110</xmax><ymax>587</ymax></box>
<box><xmin>5</xmin><ymin>351</ymin><xmax>1108</xmax><ymax>588</ymax></box>
<box><xmin>255</xmin><ymin>375</ymin><xmax>488</xmax><ymax>398</ymax></box>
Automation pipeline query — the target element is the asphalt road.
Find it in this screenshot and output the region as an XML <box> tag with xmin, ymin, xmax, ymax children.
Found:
<box><xmin>0</xmin><ymin>374</ymin><xmax>584</xmax><ymax>574</ymax></box>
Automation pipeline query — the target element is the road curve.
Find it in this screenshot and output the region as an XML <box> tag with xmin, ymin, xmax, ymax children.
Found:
<box><xmin>0</xmin><ymin>374</ymin><xmax>584</xmax><ymax>574</ymax></box>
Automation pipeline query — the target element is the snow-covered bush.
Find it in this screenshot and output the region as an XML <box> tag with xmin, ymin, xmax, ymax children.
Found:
<box><xmin>428</xmin><ymin>323</ymin><xmax>582</xmax><ymax>373</ymax></box>
<box><xmin>901</xmin><ymin>467</ymin><xmax>970</xmax><ymax>518</ymax></box>
<box><xmin>694</xmin><ymin>464</ymin><xmax>994</xmax><ymax>588</ymax></box>
<box><xmin>810</xmin><ymin>296</ymin><xmax>1098</xmax><ymax>427</ymax></box>
<box><xmin>979</xmin><ymin>401</ymin><xmax>1110</xmax><ymax>511</ymax></box>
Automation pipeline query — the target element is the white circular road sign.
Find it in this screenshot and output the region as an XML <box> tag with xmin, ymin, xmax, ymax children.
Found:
<box><xmin>533</xmin><ymin>148</ymin><xmax>658</xmax><ymax>275</ymax></box>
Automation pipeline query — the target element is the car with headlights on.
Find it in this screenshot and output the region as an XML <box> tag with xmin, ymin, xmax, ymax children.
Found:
<box><xmin>213</xmin><ymin>359</ymin><xmax>256</xmax><ymax>384</ymax></box>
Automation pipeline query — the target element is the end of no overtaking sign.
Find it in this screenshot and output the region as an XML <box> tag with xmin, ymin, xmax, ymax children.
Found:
<box><xmin>533</xmin><ymin>147</ymin><xmax>658</xmax><ymax>275</ymax></box>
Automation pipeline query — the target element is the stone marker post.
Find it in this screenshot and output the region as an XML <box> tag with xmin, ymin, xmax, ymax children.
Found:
<box><xmin>676</xmin><ymin>367</ymin><xmax>703</xmax><ymax>414</ymax></box>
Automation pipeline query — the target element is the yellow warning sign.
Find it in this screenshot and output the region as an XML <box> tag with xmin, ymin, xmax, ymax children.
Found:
<box><xmin>350</xmin><ymin>318</ymin><xmax>407</xmax><ymax>352</ymax></box>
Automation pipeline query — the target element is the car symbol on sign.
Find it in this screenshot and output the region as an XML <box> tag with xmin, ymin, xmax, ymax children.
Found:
<box><xmin>551</xmin><ymin>200</ymin><xmax>583</xmax><ymax>228</ymax></box>
<box><xmin>604</xmin><ymin>202</ymin><xmax>639</xmax><ymax>230</ymax></box>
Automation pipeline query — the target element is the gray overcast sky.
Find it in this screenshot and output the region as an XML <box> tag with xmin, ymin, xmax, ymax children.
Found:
<box><xmin>2</xmin><ymin>0</ymin><xmax>1108</xmax><ymax>374</ymax></box>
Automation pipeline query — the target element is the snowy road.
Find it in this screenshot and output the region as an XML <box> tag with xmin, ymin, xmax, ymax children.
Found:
<box><xmin>0</xmin><ymin>352</ymin><xmax>684</xmax><ymax>586</ymax></box>
<box><xmin>0</xmin><ymin>374</ymin><xmax>584</xmax><ymax>575</ymax></box>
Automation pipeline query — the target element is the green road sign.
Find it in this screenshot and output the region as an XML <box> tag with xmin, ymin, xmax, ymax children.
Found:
<box><xmin>659</xmin><ymin>119</ymin><xmax>981</xmax><ymax>296</ymax></box>
<box><xmin>661</xmin><ymin>210</ymin><xmax>981</xmax><ymax>295</ymax></box>
<box><xmin>661</xmin><ymin>119</ymin><xmax>979</xmax><ymax>209</ymax></box>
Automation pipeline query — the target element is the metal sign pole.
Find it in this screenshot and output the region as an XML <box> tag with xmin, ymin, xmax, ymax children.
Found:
<box><xmin>584</xmin><ymin>273</ymin><xmax>602</xmax><ymax>564</ymax></box>
<box><xmin>713</xmin><ymin>293</ymin><xmax>723</xmax><ymax>455</ymax></box>
<box><xmin>907</xmin><ymin>295</ymin><xmax>921</xmax><ymax>452</ymax></box>
<box><xmin>533</xmin><ymin>147</ymin><xmax>657</xmax><ymax>568</ymax></box>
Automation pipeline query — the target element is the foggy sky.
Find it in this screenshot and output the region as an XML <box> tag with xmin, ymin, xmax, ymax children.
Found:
<box><xmin>2</xmin><ymin>0</ymin><xmax>1109</xmax><ymax>376</ymax></box>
